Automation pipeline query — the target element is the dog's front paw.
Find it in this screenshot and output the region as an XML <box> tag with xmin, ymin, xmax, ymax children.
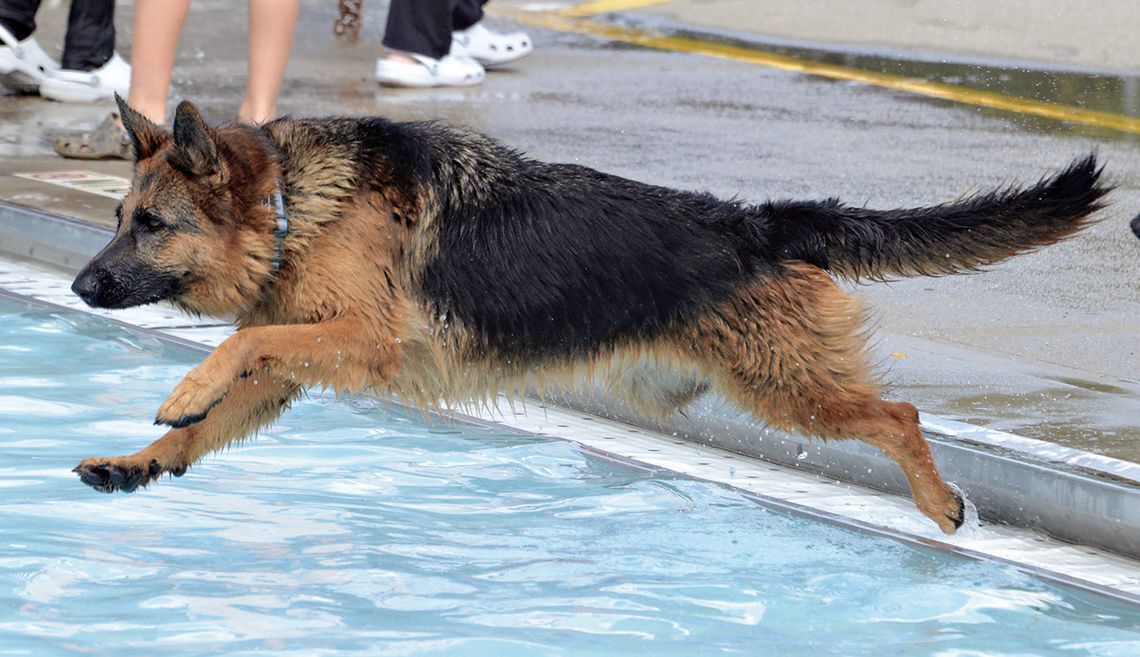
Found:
<box><xmin>73</xmin><ymin>455</ymin><xmax>188</xmax><ymax>493</ymax></box>
<box><xmin>155</xmin><ymin>375</ymin><xmax>227</xmax><ymax>427</ymax></box>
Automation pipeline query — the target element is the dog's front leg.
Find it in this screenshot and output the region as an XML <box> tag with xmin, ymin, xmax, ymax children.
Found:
<box><xmin>155</xmin><ymin>316</ymin><xmax>400</xmax><ymax>428</ymax></box>
<box><xmin>75</xmin><ymin>373</ymin><xmax>301</xmax><ymax>492</ymax></box>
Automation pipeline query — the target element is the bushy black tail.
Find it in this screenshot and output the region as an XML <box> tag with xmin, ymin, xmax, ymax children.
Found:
<box><xmin>764</xmin><ymin>155</ymin><xmax>1109</xmax><ymax>281</ymax></box>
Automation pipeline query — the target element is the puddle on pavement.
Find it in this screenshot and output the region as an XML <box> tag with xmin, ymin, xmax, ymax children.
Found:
<box><xmin>931</xmin><ymin>386</ymin><xmax>1140</xmax><ymax>462</ymax></box>
<box><xmin>1047</xmin><ymin>376</ymin><xmax>1133</xmax><ymax>396</ymax></box>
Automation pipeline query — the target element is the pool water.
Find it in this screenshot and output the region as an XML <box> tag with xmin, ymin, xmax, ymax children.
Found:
<box><xmin>1</xmin><ymin>296</ymin><xmax>1140</xmax><ymax>656</ymax></box>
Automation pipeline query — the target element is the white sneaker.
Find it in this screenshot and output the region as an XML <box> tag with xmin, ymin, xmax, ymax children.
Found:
<box><xmin>0</xmin><ymin>24</ymin><xmax>58</xmax><ymax>93</ymax></box>
<box><xmin>39</xmin><ymin>52</ymin><xmax>130</xmax><ymax>103</ymax></box>
<box><xmin>451</xmin><ymin>22</ymin><xmax>532</xmax><ymax>67</ymax></box>
<box><xmin>376</xmin><ymin>52</ymin><xmax>484</xmax><ymax>88</ymax></box>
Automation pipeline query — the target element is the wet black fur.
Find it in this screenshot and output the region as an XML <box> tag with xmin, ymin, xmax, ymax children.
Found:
<box><xmin>342</xmin><ymin>117</ymin><xmax>775</xmax><ymax>361</ymax></box>
<box><xmin>421</xmin><ymin>158</ymin><xmax>775</xmax><ymax>360</ymax></box>
<box><xmin>362</xmin><ymin>120</ymin><xmax>1106</xmax><ymax>363</ymax></box>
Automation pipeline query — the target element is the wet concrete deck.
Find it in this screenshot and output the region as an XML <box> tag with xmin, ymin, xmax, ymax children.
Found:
<box><xmin>0</xmin><ymin>1</ymin><xmax>1137</xmax><ymax>460</ymax></box>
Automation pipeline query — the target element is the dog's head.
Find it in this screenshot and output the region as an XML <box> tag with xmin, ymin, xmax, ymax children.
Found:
<box><xmin>72</xmin><ymin>96</ymin><xmax>279</xmax><ymax>316</ymax></box>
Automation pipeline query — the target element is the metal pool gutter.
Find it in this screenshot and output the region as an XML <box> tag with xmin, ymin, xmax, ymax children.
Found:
<box><xmin>0</xmin><ymin>202</ymin><xmax>109</xmax><ymax>271</ymax></box>
<box><xmin>545</xmin><ymin>388</ymin><xmax>1140</xmax><ymax>558</ymax></box>
<box><xmin>2</xmin><ymin>199</ymin><xmax>1140</xmax><ymax>578</ymax></box>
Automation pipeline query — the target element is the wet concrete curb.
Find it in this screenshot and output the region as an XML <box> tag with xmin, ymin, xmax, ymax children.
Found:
<box><xmin>2</xmin><ymin>198</ymin><xmax>1139</xmax><ymax>559</ymax></box>
<box><xmin>0</xmin><ymin>202</ymin><xmax>108</xmax><ymax>272</ymax></box>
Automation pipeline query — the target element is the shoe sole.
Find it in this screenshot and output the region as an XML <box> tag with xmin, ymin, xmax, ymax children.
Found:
<box><xmin>475</xmin><ymin>56</ymin><xmax>529</xmax><ymax>68</ymax></box>
<box><xmin>39</xmin><ymin>87</ymin><xmax>111</xmax><ymax>103</ymax></box>
<box><xmin>0</xmin><ymin>70</ymin><xmax>42</xmax><ymax>94</ymax></box>
<box><xmin>376</xmin><ymin>68</ymin><xmax>485</xmax><ymax>88</ymax></box>
<box><xmin>39</xmin><ymin>82</ymin><xmax>116</xmax><ymax>103</ymax></box>
<box><xmin>470</xmin><ymin>48</ymin><xmax>533</xmax><ymax>67</ymax></box>
<box><xmin>378</xmin><ymin>77</ymin><xmax>484</xmax><ymax>88</ymax></box>
<box><xmin>452</xmin><ymin>41</ymin><xmax>533</xmax><ymax>68</ymax></box>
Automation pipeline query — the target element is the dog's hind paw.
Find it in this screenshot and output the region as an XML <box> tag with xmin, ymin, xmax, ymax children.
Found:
<box><xmin>155</xmin><ymin>376</ymin><xmax>227</xmax><ymax>427</ymax></box>
<box><xmin>73</xmin><ymin>456</ymin><xmax>187</xmax><ymax>493</ymax></box>
<box><xmin>916</xmin><ymin>485</ymin><xmax>966</xmax><ymax>535</ymax></box>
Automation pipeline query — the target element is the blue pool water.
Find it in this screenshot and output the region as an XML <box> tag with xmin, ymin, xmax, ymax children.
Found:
<box><xmin>1</xmin><ymin>295</ymin><xmax>1140</xmax><ymax>656</ymax></box>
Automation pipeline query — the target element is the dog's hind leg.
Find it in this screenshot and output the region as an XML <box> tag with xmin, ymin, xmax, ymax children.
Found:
<box><xmin>676</xmin><ymin>263</ymin><xmax>964</xmax><ymax>534</ymax></box>
<box><xmin>74</xmin><ymin>373</ymin><xmax>301</xmax><ymax>493</ymax></box>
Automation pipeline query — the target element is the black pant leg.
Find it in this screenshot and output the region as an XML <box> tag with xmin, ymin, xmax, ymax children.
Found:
<box><xmin>382</xmin><ymin>0</ymin><xmax>456</xmax><ymax>60</ymax></box>
<box><xmin>0</xmin><ymin>0</ymin><xmax>44</xmax><ymax>42</ymax></box>
<box><xmin>451</xmin><ymin>0</ymin><xmax>488</xmax><ymax>31</ymax></box>
<box><xmin>60</xmin><ymin>0</ymin><xmax>115</xmax><ymax>71</ymax></box>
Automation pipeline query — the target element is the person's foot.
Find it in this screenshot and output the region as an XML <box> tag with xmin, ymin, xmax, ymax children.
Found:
<box><xmin>0</xmin><ymin>24</ymin><xmax>58</xmax><ymax>93</ymax></box>
<box><xmin>376</xmin><ymin>51</ymin><xmax>484</xmax><ymax>88</ymax></box>
<box><xmin>39</xmin><ymin>52</ymin><xmax>130</xmax><ymax>103</ymax></box>
<box><xmin>450</xmin><ymin>22</ymin><xmax>532</xmax><ymax>67</ymax></box>
<box><xmin>53</xmin><ymin>111</ymin><xmax>133</xmax><ymax>160</ymax></box>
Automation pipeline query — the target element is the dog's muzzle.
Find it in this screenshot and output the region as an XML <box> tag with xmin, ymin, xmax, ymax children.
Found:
<box><xmin>71</xmin><ymin>265</ymin><xmax>114</xmax><ymax>307</ymax></box>
<box><xmin>72</xmin><ymin>260</ymin><xmax>181</xmax><ymax>309</ymax></box>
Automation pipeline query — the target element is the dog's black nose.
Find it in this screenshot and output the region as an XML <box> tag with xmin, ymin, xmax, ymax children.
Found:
<box><xmin>1131</xmin><ymin>213</ymin><xmax>1140</xmax><ymax>240</ymax></box>
<box><xmin>71</xmin><ymin>268</ymin><xmax>101</xmax><ymax>305</ymax></box>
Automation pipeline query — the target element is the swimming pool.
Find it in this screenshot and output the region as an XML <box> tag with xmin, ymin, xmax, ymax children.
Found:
<box><xmin>2</xmin><ymin>295</ymin><xmax>1140</xmax><ymax>656</ymax></box>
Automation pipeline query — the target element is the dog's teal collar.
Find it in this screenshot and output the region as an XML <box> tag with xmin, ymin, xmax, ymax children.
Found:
<box><xmin>265</xmin><ymin>180</ymin><xmax>288</xmax><ymax>272</ymax></box>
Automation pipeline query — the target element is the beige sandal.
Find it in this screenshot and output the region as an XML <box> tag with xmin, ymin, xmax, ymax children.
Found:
<box><xmin>53</xmin><ymin>112</ymin><xmax>133</xmax><ymax>160</ymax></box>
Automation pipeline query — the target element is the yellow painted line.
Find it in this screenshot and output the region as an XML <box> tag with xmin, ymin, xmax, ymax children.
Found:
<box><xmin>560</xmin><ymin>0</ymin><xmax>671</xmax><ymax>18</ymax></box>
<box><xmin>497</xmin><ymin>8</ymin><xmax>1140</xmax><ymax>135</ymax></box>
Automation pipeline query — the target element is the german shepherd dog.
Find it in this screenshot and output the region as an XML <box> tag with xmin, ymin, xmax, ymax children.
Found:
<box><xmin>71</xmin><ymin>96</ymin><xmax>1108</xmax><ymax>534</ymax></box>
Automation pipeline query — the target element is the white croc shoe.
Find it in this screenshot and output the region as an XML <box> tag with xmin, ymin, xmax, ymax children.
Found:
<box><xmin>451</xmin><ymin>22</ymin><xmax>532</xmax><ymax>67</ymax></box>
<box><xmin>0</xmin><ymin>24</ymin><xmax>58</xmax><ymax>93</ymax></box>
<box><xmin>39</xmin><ymin>52</ymin><xmax>130</xmax><ymax>103</ymax></box>
<box><xmin>376</xmin><ymin>52</ymin><xmax>484</xmax><ymax>88</ymax></box>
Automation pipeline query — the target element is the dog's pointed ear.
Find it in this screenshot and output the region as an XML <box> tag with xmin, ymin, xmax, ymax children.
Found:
<box><xmin>115</xmin><ymin>93</ymin><xmax>167</xmax><ymax>160</ymax></box>
<box><xmin>170</xmin><ymin>100</ymin><xmax>223</xmax><ymax>180</ymax></box>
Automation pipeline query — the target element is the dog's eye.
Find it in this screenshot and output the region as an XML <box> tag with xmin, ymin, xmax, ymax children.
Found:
<box><xmin>138</xmin><ymin>212</ymin><xmax>166</xmax><ymax>232</ymax></box>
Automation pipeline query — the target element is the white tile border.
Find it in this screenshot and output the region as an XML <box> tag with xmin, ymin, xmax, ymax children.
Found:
<box><xmin>13</xmin><ymin>170</ymin><xmax>131</xmax><ymax>200</ymax></box>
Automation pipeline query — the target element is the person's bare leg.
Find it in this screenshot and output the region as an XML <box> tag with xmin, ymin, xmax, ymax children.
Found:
<box><xmin>127</xmin><ymin>0</ymin><xmax>190</xmax><ymax>124</ymax></box>
<box><xmin>237</xmin><ymin>0</ymin><xmax>300</xmax><ymax>124</ymax></box>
